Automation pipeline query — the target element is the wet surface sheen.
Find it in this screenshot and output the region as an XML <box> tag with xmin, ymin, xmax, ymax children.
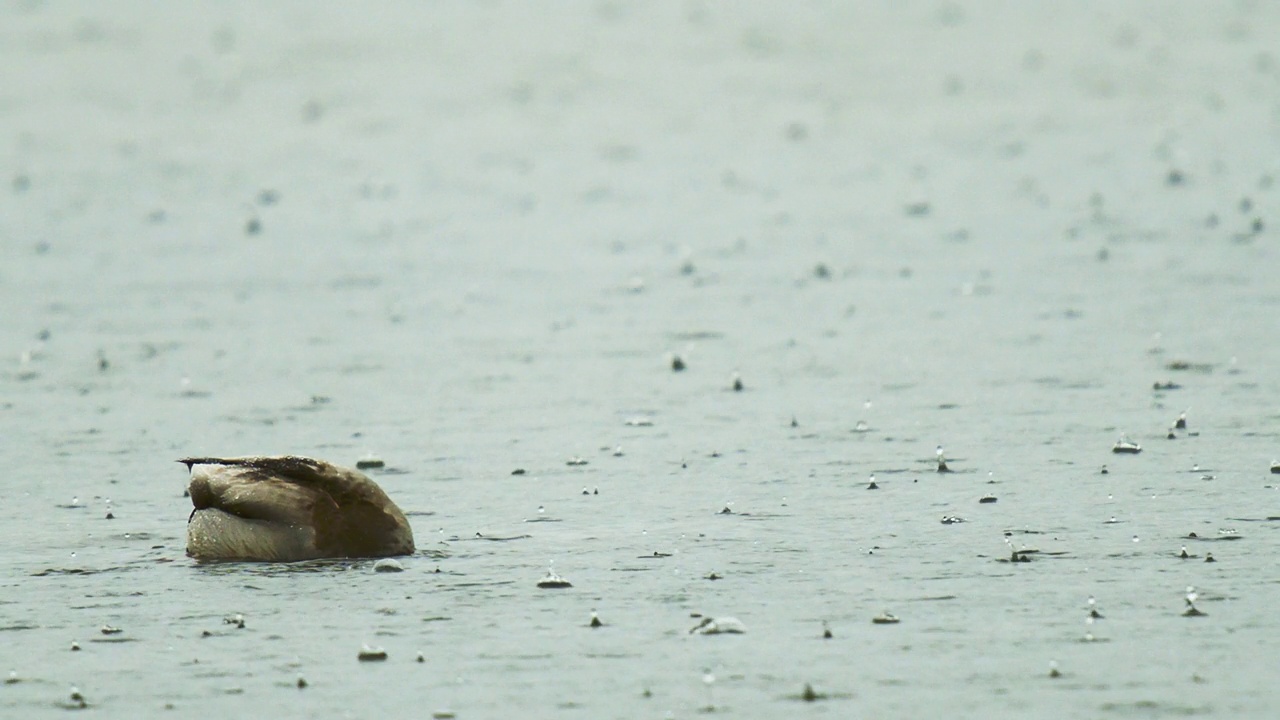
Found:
<box><xmin>2</xmin><ymin>2</ymin><xmax>1279</xmax><ymax>718</ymax></box>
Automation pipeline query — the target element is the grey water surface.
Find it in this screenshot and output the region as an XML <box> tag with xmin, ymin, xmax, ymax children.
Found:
<box><xmin>2</xmin><ymin>2</ymin><xmax>1279</xmax><ymax>718</ymax></box>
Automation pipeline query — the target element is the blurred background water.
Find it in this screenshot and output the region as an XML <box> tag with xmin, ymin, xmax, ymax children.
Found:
<box><xmin>2</xmin><ymin>2</ymin><xmax>1279</xmax><ymax>717</ymax></box>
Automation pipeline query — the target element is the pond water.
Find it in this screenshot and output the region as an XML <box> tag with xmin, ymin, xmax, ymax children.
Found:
<box><xmin>2</xmin><ymin>2</ymin><xmax>1279</xmax><ymax>718</ymax></box>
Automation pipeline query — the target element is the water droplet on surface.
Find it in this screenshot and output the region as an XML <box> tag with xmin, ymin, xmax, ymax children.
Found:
<box><xmin>357</xmin><ymin>644</ymin><xmax>388</xmax><ymax>662</ymax></box>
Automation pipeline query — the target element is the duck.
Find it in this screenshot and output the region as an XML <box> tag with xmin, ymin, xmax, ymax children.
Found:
<box><xmin>181</xmin><ymin>455</ymin><xmax>415</xmax><ymax>561</ymax></box>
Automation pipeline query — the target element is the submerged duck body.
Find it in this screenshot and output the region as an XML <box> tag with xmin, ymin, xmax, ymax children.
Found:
<box><xmin>182</xmin><ymin>455</ymin><xmax>415</xmax><ymax>562</ymax></box>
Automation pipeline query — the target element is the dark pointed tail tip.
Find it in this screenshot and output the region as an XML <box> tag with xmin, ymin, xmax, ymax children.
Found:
<box><xmin>177</xmin><ymin>457</ymin><xmax>219</xmax><ymax>470</ymax></box>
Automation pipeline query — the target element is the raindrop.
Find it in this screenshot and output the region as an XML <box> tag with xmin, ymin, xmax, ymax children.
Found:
<box><xmin>357</xmin><ymin>644</ymin><xmax>388</xmax><ymax>662</ymax></box>
<box><xmin>1183</xmin><ymin>586</ymin><xmax>1207</xmax><ymax>616</ymax></box>
<box><xmin>701</xmin><ymin>669</ymin><xmax>717</xmax><ymax>711</ymax></box>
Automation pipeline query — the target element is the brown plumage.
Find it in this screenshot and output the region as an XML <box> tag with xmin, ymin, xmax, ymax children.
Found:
<box><xmin>182</xmin><ymin>456</ymin><xmax>415</xmax><ymax>561</ymax></box>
